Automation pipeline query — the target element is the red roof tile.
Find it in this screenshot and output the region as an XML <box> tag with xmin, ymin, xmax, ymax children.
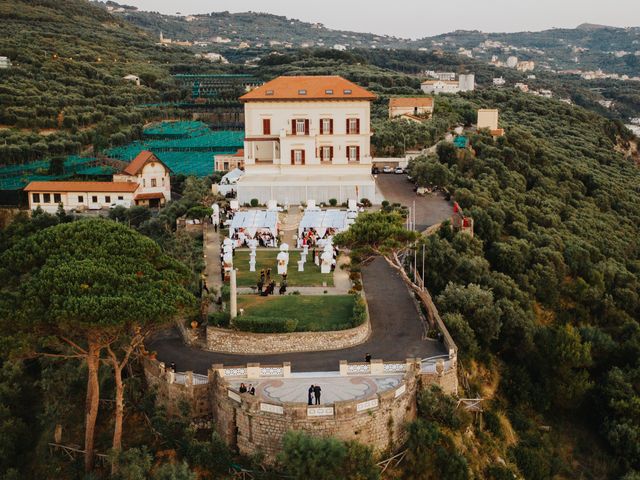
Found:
<box><xmin>24</xmin><ymin>181</ymin><xmax>139</xmax><ymax>193</ymax></box>
<box><xmin>240</xmin><ymin>76</ymin><xmax>376</xmax><ymax>102</ymax></box>
<box><xmin>389</xmin><ymin>97</ymin><xmax>434</xmax><ymax>108</ymax></box>
<box><xmin>123</xmin><ymin>151</ymin><xmax>168</xmax><ymax>176</ymax></box>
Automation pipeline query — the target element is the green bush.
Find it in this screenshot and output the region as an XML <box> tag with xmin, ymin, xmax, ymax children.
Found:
<box><xmin>351</xmin><ymin>295</ymin><xmax>367</xmax><ymax>327</ymax></box>
<box><xmin>208</xmin><ymin>311</ymin><xmax>230</xmax><ymax>328</ymax></box>
<box><xmin>250</xmin><ymin>198</ymin><xmax>259</xmax><ymax>207</ymax></box>
<box><xmin>418</xmin><ymin>385</ymin><xmax>468</xmax><ymax>429</ymax></box>
<box><xmin>360</xmin><ymin>198</ymin><xmax>372</xmax><ymax>207</ymax></box>
<box><xmin>328</xmin><ymin>198</ymin><xmax>338</xmax><ymax>206</ymax></box>
<box><xmin>233</xmin><ymin>315</ymin><xmax>299</xmax><ymax>333</ymax></box>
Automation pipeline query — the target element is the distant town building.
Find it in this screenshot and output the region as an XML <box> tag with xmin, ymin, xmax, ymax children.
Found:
<box><xmin>458</xmin><ymin>74</ymin><xmax>475</xmax><ymax>92</ymax></box>
<box><xmin>0</xmin><ymin>56</ymin><xmax>11</xmax><ymax>69</ymax></box>
<box><xmin>197</xmin><ymin>53</ymin><xmax>229</xmax><ymax>63</ymax></box>
<box><xmin>421</xmin><ymin>73</ymin><xmax>474</xmax><ymax>94</ymax></box>
<box><xmin>426</xmin><ymin>71</ymin><xmax>456</xmax><ymax>81</ymax></box>
<box><xmin>516</xmin><ymin>60</ymin><xmax>535</xmax><ymax>72</ymax></box>
<box><xmin>506</xmin><ymin>56</ymin><xmax>519</xmax><ymax>68</ymax></box>
<box><xmin>333</xmin><ymin>44</ymin><xmax>347</xmax><ymax>51</ymax></box>
<box><xmin>477</xmin><ymin>109</ymin><xmax>504</xmax><ymax>137</ymax></box>
<box><xmin>388</xmin><ymin>97</ymin><xmax>434</xmax><ymax>120</ymax></box>
<box><xmin>420</xmin><ymin>80</ymin><xmax>459</xmax><ymax>94</ymax></box>
<box><xmin>122</xmin><ymin>74</ymin><xmax>141</xmax><ymax>86</ymax></box>
<box><xmin>493</xmin><ymin>77</ymin><xmax>506</xmax><ymax>86</ymax></box>
<box><xmin>515</xmin><ymin>82</ymin><xmax>529</xmax><ymax>92</ymax></box>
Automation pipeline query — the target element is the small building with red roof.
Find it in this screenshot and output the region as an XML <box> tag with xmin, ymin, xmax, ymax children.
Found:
<box><xmin>25</xmin><ymin>151</ymin><xmax>172</xmax><ymax>212</ymax></box>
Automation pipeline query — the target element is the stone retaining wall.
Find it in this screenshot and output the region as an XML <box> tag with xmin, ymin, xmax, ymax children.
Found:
<box><xmin>205</xmin><ymin>293</ymin><xmax>371</xmax><ymax>354</ymax></box>
<box><xmin>211</xmin><ymin>366</ymin><xmax>419</xmax><ymax>461</ymax></box>
<box><xmin>143</xmin><ymin>356</ymin><xmax>458</xmax><ymax>463</ymax></box>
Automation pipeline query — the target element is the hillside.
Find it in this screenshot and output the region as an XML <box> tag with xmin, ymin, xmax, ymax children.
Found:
<box><xmin>413</xmin><ymin>26</ymin><xmax>640</xmax><ymax>76</ymax></box>
<box><xmin>0</xmin><ymin>0</ymin><xmax>199</xmax><ymax>166</ymax></box>
<box><xmin>95</xmin><ymin>2</ymin><xmax>407</xmax><ymax>49</ymax></box>
<box><xmin>98</xmin><ymin>2</ymin><xmax>640</xmax><ymax>77</ymax></box>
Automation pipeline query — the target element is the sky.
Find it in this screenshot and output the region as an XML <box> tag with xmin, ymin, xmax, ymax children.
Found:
<box><xmin>121</xmin><ymin>0</ymin><xmax>640</xmax><ymax>38</ymax></box>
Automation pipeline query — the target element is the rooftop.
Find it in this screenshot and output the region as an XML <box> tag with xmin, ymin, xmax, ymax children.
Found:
<box><xmin>123</xmin><ymin>150</ymin><xmax>167</xmax><ymax>176</ymax></box>
<box><xmin>24</xmin><ymin>181</ymin><xmax>139</xmax><ymax>193</ymax></box>
<box><xmin>389</xmin><ymin>97</ymin><xmax>434</xmax><ymax>108</ymax></box>
<box><xmin>240</xmin><ymin>75</ymin><xmax>376</xmax><ymax>102</ymax></box>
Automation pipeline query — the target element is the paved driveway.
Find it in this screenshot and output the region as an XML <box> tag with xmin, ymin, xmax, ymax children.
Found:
<box><xmin>376</xmin><ymin>174</ymin><xmax>453</xmax><ymax>231</ymax></box>
<box><xmin>149</xmin><ymin>257</ymin><xmax>446</xmax><ymax>374</ymax></box>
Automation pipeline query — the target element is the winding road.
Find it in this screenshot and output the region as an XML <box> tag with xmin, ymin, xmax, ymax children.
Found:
<box><xmin>149</xmin><ymin>257</ymin><xmax>446</xmax><ymax>374</ymax></box>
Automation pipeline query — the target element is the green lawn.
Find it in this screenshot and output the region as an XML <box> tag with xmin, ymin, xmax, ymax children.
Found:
<box><xmin>236</xmin><ymin>295</ymin><xmax>355</xmax><ymax>332</ymax></box>
<box><xmin>234</xmin><ymin>249</ymin><xmax>334</xmax><ymax>287</ymax></box>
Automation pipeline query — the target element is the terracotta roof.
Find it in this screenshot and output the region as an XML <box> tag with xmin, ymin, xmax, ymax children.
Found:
<box><xmin>24</xmin><ymin>181</ymin><xmax>139</xmax><ymax>193</ymax></box>
<box><xmin>123</xmin><ymin>150</ymin><xmax>169</xmax><ymax>176</ymax></box>
<box><xmin>134</xmin><ymin>192</ymin><xmax>165</xmax><ymax>200</ymax></box>
<box><xmin>389</xmin><ymin>97</ymin><xmax>434</xmax><ymax>108</ymax></box>
<box><xmin>233</xmin><ymin>148</ymin><xmax>244</xmax><ymax>157</ymax></box>
<box><xmin>490</xmin><ymin>128</ymin><xmax>505</xmax><ymax>137</ymax></box>
<box><xmin>240</xmin><ymin>76</ymin><xmax>376</xmax><ymax>102</ymax></box>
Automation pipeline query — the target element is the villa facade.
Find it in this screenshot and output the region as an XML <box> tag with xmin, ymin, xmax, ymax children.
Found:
<box><xmin>236</xmin><ymin>76</ymin><xmax>379</xmax><ymax>205</ymax></box>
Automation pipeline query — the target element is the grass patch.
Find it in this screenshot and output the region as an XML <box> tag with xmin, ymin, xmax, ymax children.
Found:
<box><xmin>236</xmin><ymin>295</ymin><xmax>356</xmax><ymax>332</ymax></box>
<box><xmin>234</xmin><ymin>249</ymin><xmax>334</xmax><ymax>287</ymax></box>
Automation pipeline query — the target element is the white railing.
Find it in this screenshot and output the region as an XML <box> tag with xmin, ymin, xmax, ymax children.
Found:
<box><xmin>223</xmin><ymin>367</ymin><xmax>247</xmax><ymax>378</ymax></box>
<box><xmin>260</xmin><ymin>366</ymin><xmax>284</xmax><ymax>377</ymax></box>
<box><xmin>383</xmin><ymin>362</ymin><xmax>408</xmax><ymax>373</ymax></box>
<box><xmin>420</xmin><ymin>355</ymin><xmax>454</xmax><ymax>374</ymax></box>
<box><xmin>346</xmin><ymin>363</ymin><xmax>371</xmax><ymax>375</ymax></box>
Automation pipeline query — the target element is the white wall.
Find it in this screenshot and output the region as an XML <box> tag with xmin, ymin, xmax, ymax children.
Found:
<box><xmin>244</xmin><ymin>100</ymin><xmax>372</xmax><ymax>166</ymax></box>
<box><xmin>113</xmin><ymin>161</ymin><xmax>171</xmax><ymax>201</ymax></box>
<box><xmin>28</xmin><ymin>190</ymin><xmax>135</xmax><ymax>213</ymax></box>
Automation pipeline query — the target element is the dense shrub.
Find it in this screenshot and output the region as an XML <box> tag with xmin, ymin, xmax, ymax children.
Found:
<box><xmin>208</xmin><ymin>311</ymin><xmax>230</xmax><ymax>328</ymax></box>
<box><xmin>350</xmin><ymin>295</ymin><xmax>367</xmax><ymax>327</ymax></box>
<box><xmin>233</xmin><ymin>315</ymin><xmax>298</xmax><ymax>333</ymax></box>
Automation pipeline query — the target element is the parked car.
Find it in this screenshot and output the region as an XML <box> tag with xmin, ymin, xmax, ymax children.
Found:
<box><xmin>382</xmin><ymin>165</ymin><xmax>393</xmax><ymax>173</ymax></box>
<box><xmin>394</xmin><ymin>167</ymin><xmax>404</xmax><ymax>174</ymax></box>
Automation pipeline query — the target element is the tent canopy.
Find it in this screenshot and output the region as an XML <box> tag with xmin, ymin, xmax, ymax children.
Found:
<box><xmin>298</xmin><ymin>209</ymin><xmax>349</xmax><ymax>237</ymax></box>
<box><xmin>230</xmin><ymin>210</ymin><xmax>278</xmax><ymax>237</ymax></box>
<box><xmin>221</xmin><ymin>168</ymin><xmax>244</xmax><ymax>185</ymax></box>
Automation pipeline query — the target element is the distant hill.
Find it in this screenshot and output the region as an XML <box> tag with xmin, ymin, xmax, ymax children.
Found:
<box><xmin>93</xmin><ymin>2</ymin><xmax>408</xmax><ymax>49</ymax></box>
<box><xmin>96</xmin><ymin>2</ymin><xmax>640</xmax><ymax>76</ymax></box>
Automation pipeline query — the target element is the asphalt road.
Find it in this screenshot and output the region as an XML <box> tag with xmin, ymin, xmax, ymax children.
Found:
<box><xmin>149</xmin><ymin>257</ymin><xmax>446</xmax><ymax>374</ymax></box>
<box><xmin>375</xmin><ymin>173</ymin><xmax>453</xmax><ymax>231</ymax></box>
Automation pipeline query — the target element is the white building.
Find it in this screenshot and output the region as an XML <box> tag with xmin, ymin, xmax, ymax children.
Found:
<box><xmin>493</xmin><ymin>77</ymin><xmax>506</xmax><ymax>86</ymax></box>
<box><xmin>421</xmin><ymin>73</ymin><xmax>474</xmax><ymax>94</ymax></box>
<box><xmin>517</xmin><ymin>61</ymin><xmax>535</xmax><ymax>72</ymax></box>
<box><xmin>24</xmin><ymin>151</ymin><xmax>172</xmax><ymax>212</ymax></box>
<box><xmin>112</xmin><ymin>151</ymin><xmax>172</xmax><ymax>206</ymax></box>
<box><xmin>0</xmin><ymin>56</ymin><xmax>11</xmax><ymax>69</ymax></box>
<box><xmin>426</xmin><ymin>71</ymin><xmax>456</xmax><ymax>81</ymax></box>
<box><xmin>25</xmin><ymin>181</ymin><xmax>140</xmax><ymax>213</ymax></box>
<box><xmin>421</xmin><ymin>80</ymin><xmax>460</xmax><ymax>94</ymax></box>
<box><xmin>515</xmin><ymin>83</ymin><xmax>529</xmax><ymax>92</ymax></box>
<box><xmin>235</xmin><ymin>76</ymin><xmax>378</xmax><ymax>205</ymax></box>
<box><xmin>459</xmin><ymin>74</ymin><xmax>475</xmax><ymax>92</ymax></box>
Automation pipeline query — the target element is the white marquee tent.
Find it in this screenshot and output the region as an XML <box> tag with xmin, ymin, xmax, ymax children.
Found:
<box><xmin>230</xmin><ymin>210</ymin><xmax>279</xmax><ymax>241</ymax></box>
<box><xmin>298</xmin><ymin>209</ymin><xmax>350</xmax><ymax>239</ymax></box>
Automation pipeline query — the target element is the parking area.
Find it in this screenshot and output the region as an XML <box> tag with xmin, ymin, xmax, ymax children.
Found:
<box><xmin>375</xmin><ymin>173</ymin><xmax>453</xmax><ymax>231</ymax></box>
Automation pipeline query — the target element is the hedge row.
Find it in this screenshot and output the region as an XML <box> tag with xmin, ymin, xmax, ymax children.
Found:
<box><xmin>233</xmin><ymin>316</ymin><xmax>299</xmax><ymax>333</ymax></box>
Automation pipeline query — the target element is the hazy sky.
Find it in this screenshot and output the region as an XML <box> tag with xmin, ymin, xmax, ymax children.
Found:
<box><xmin>122</xmin><ymin>0</ymin><xmax>640</xmax><ymax>38</ymax></box>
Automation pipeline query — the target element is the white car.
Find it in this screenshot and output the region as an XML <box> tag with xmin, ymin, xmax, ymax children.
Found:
<box><xmin>382</xmin><ymin>165</ymin><xmax>393</xmax><ymax>173</ymax></box>
<box><xmin>394</xmin><ymin>167</ymin><xmax>404</xmax><ymax>174</ymax></box>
